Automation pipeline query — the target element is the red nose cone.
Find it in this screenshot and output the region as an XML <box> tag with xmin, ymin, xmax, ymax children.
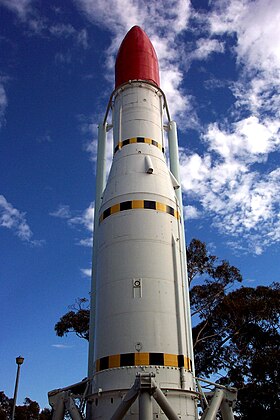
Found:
<box><xmin>115</xmin><ymin>26</ymin><xmax>160</xmax><ymax>89</ymax></box>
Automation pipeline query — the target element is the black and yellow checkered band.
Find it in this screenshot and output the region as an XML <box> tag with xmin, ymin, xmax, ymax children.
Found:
<box><xmin>95</xmin><ymin>352</ymin><xmax>192</xmax><ymax>373</ymax></box>
<box><xmin>99</xmin><ymin>200</ymin><xmax>180</xmax><ymax>224</ymax></box>
<box><xmin>114</xmin><ymin>137</ymin><xmax>164</xmax><ymax>154</ymax></box>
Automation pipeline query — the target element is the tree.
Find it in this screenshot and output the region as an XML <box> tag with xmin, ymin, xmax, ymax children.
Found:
<box><xmin>193</xmin><ymin>284</ymin><xmax>280</xmax><ymax>419</ymax></box>
<box><xmin>55</xmin><ymin>238</ymin><xmax>280</xmax><ymax>419</ymax></box>
<box><xmin>187</xmin><ymin>238</ymin><xmax>243</xmax><ymax>376</ymax></box>
<box><xmin>15</xmin><ymin>397</ymin><xmax>40</xmax><ymax>419</ymax></box>
<box><xmin>38</xmin><ymin>408</ymin><xmax>52</xmax><ymax>420</ymax></box>
<box><xmin>187</xmin><ymin>239</ymin><xmax>280</xmax><ymax>419</ymax></box>
<box><xmin>0</xmin><ymin>392</ymin><xmax>52</xmax><ymax>420</ymax></box>
<box><xmin>0</xmin><ymin>392</ymin><xmax>12</xmax><ymax>419</ymax></box>
<box><xmin>55</xmin><ymin>298</ymin><xmax>90</xmax><ymax>341</ymax></box>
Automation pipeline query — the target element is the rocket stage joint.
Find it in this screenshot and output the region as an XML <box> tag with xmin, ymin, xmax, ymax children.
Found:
<box><xmin>102</xmin><ymin>80</ymin><xmax>171</xmax><ymax>127</ymax></box>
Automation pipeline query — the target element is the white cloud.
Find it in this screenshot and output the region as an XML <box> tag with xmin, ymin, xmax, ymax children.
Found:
<box><xmin>55</xmin><ymin>51</ymin><xmax>72</xmax><ymax>65</ymax></box>
<box><xmin>74</xmin><ymin>0</ymin><xmax>146</xmax><ymax>33</ymax></box>
<box><xmin>0</xmin><ymin>83</ymin><xmax>7</xmax><ymax>128</ymax></box>
<box><xmin>0</xmin><ymin>195</ymin><xmax>42</xmax><ymax>245</ymax></box>
<box><xmin>76</xmin><ymin>28</ymin><xmax>88</xmax><ymax>49</ymax></box>
<box><xmin>0</xmin><ymin>0</ymin><xmax>47</xmax><ymax>35</ymax></box>
<box><xmin>233</xmin><ymin>0</ymin><xmax>280</xmax><ymax>74</ymax></box>
<box><xmin>80</xmin><ymin>268</ymin><xmax>91</xmax><ymax>277</ymax></box>
<box><xmin>69</xmin><ymin>202</ymin><xmax>94</xmax><ymax>232</ymax></box>
<box><xmin>49</xmin><ymin>24</ymin><xmax>88</xmax><ymax>49</ymax></box>
<box><xmin>78</xmin><ymin>238</ymin><xmax>92</xmax><ymax>247</ymax></box>
<box><xmin>36</xmin><ymin>131</ymin><xmax>52</xmax><ymax>143</ymax></box>
<box><xmin>246</xmin><ymin>278</ymin><xmax>256</xmax><ymax>283</ymax></box>
<box><xmin>52</xmin><ymin>344</ymin><xmax>73</xmax><ymax>349</ymax></box>
<box><xmin>50</xmin><ymin>203</ymin><xmax>94</xmax><ymax>245</ymax></box>
<box><xmin>204</xmin><ymin>117</ymin><xmax>280</xmax><ymax>162</ymax></box>
<box><xmin>0</xmin><ymin>0</ymin><xmax>32</xmax><ymax>19</ymax></box>
<box><xmin>49</xmin><ymin>23</ymin><xmax>76</xmax><ymax>37</ymax></box>
<box><xmin>49</xmin><ymin>205</ymin><xmax>71</xmax><ymax>219</ymax></box>
<box><xmin>232</xmin><ymin>75</ymin><xmax>280</xmax><ymax>119</ymax></box>
<box><xmin>184</xmin><ymin>205</ymin><xmax>200</xmax><ymax>220</ymax></box>
<box><xmin>191</xmin><ymin>38</ymin><xmax>224</xmax><ymax>61</ymax></box>
<box><xmin>180</xmin><ymin>142</ymin><xmax>280</xmax><ymax>254</ymax></box>
<box><xmin>85</xmin><ymin>123</ymin><xmax>114</xmax><ymax>178</ymax></box>
<box><xmin>208</xmin><ymin>0</ymin><xmax>280</xmax><ymax>120</ymax></box>
<box><xmin>85</xmin><ymin>137</ymin><xmax>98</xmax><ymax>162</ymax></box>
<box><xmin>0</xmin><ymin>1</ymin><xmax>88</xmax><ymax>51</ymax></box>
<box><xmin>0</xmin><ymin>195</ymin><xmax>31</xmax><ymax>239</ymax></box>
<box><xmin>175</xmin><ymin>0</ymin><xmax>280</xmax><ymax>254</ymax></box>
<box><xmin>180</xmin><ymin>153</ymin><xmax>211</xmax><ymax>193</ymax></box>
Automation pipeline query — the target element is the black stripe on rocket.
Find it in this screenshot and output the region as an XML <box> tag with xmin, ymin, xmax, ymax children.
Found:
<box><xmin>95</xmin><ymin>352</ymin><xmax>192</xmax><ymax>372</ymax></box>
<box><xmin>114</xmin><ymin>137</ymin><xmax>164</xmax><ymax>154</ymax></box>
<box><xmin>99</xmin><ymin>200</ymin><xmax>180</xmax><ymax>223</ymax></box>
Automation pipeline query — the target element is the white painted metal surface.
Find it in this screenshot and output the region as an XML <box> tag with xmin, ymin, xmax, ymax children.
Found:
<box><xmin>88</xmin><ymin>122</ymin><xmax>108</xmax><ymax>379</ymax></box>
<box><xmin>168</xmin><ymin>121</ymin><xmax>195</xmax><ymax>371</ymax></box>
<box><xmin>48</xmin><ymin>26</ymin><xmax>238</xmax><ymax>419</ymax></box>
<box><xmin>90</xmin><ymin>82</ymin><xmax>198</xmax><ymax>418</ymax></box>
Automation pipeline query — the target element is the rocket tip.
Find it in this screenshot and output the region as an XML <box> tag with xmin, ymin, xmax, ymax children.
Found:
<box><xmin>115</xmin><ymin>26</ymin><xmax>160</xmax><ymax>89</ymax></box>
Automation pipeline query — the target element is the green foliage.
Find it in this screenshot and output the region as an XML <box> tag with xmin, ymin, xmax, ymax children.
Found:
<box><xmin>187</xmin><ymin>239</ymin><xmax>280</xmax><ymax>419</ymax></box>
<box><xmin>38</xmin><ymin>408</ymin><xmax>52</xmax><ymax>420</ymax></box>
<box><xmin>0</xmin><ymin>393</ymin><xmax>52</xmax><ymax>420</ymax></box>
<box><xmin>0</xmin><ymin>392</ymin><xmax>12</xmax><ymax>419</ymax></box>
<box><xmin>187</xmin><ymin>238</ymin><xmax>218</xmax><ymax>283</ymax></box>
<box><xmin>55</xmin><ymin>298</ymin><xmax>90</xmax><ymax>341</ymax></box>
<box><xmin>15</xmin><ymin>397</ymin><xmax>40</xmax><ymax>419</ymax></box>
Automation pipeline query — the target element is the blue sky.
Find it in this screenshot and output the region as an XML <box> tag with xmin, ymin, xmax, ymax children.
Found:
<box><xmin>1</xmin><ymin>0</ymin><xmax>280</xmax><ymax>410</ymax></box>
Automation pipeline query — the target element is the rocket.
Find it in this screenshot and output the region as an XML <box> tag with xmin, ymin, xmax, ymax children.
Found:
<box><xmin>86</xmin><ymin>26</ymin><xmax>198</xmax><ymax>419</ymax></box>
<box><xmin>48</xmin><ymin>26</ymin><xmax>238</xmax><ymax>420</ymax></box>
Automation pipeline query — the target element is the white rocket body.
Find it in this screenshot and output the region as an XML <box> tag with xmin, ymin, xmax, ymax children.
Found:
<box><xmin>47</xmin><ymin>26</ymin><xmax>237</xmax><ymax>420</ymax></box>
<box><xmin>90</xmin><ymin>80</ymin><xmax>197</xmax><ymax>418</ymax></box>
<box><xmin>88</xmin><ymin>26</ymin><xmax>198</xmax><ymax>419</ymax></box>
